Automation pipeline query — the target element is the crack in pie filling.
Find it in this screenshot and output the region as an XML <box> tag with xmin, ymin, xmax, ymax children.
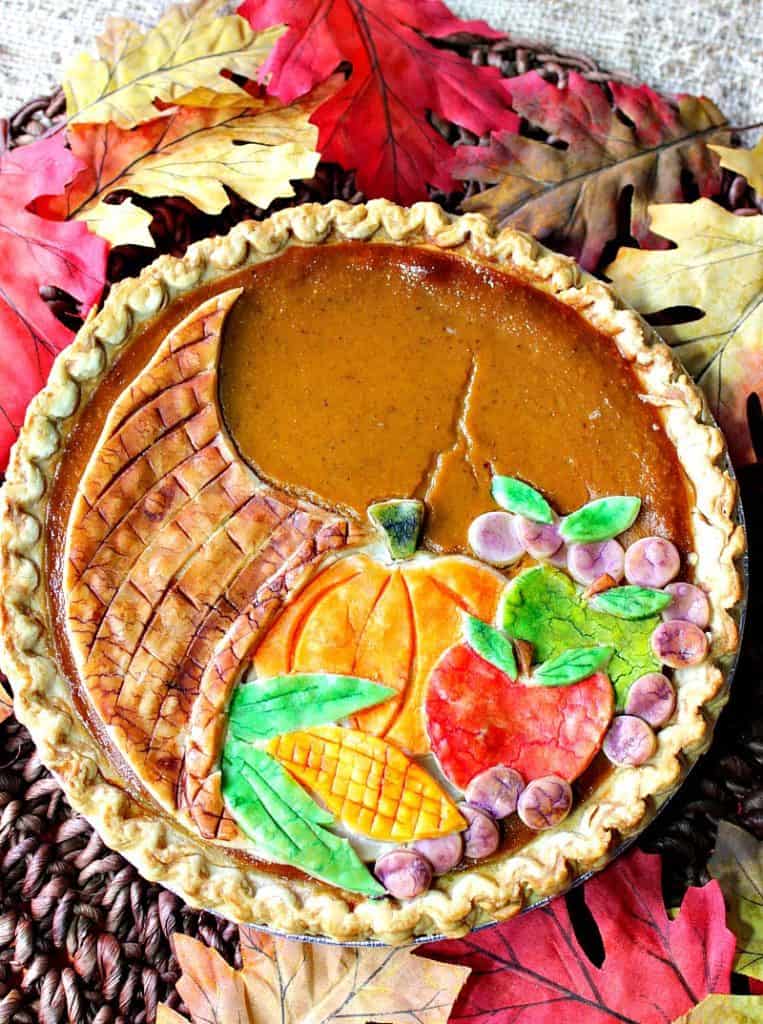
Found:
<box><xmin>0</xmin><ymin>201</ymin><xmax>744</xmax><ymax>942</ymax></box>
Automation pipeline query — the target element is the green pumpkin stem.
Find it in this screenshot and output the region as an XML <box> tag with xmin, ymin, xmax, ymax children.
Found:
<box><xmin>368</xmin><ymin>499</ymin><xmax>425</xmax><ymax>560</ymax></box>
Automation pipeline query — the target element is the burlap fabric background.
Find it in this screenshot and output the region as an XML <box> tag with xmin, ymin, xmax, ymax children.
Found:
<box><xmin>1</xmin><ymin>0</ymin><xmax>762</xmax><ymax>127</ymax></box>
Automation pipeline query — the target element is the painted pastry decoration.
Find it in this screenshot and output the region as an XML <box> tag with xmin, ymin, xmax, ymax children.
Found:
<box><xmin>60</xmin><ymin>285</ymin><xmax>709</xmax><ymax>900</ymax></box>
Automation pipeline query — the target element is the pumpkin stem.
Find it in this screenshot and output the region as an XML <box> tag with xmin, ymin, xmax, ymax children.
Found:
<box><xmin>368</xmin><ymin>499</ymin><xmax>424</xmax><ymax>560</ymax></box>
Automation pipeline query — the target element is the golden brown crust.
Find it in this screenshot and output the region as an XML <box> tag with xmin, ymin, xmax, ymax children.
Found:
<box><xmin>0</xmin><ymin>200</ymin><xmax>744</xmax><ymax>943</ymax></box>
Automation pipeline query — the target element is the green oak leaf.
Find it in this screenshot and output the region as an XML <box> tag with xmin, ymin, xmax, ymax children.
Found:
<box><xmin>491</xmin><ymin>475</ymin><xmax>553</xmax><ymax>523</ymax></box>
<box><xmin>500</xmin><ymin>565</ymin><xmax>661</xmax><ymax>705</ymax></box>
<box><xmin>560</xmin><ymin>496</ymin><xmax>641</xmax><ymax>543</ymax></box>
<box><xmin>222</xmin><ymin>740</ymin><xmax>383</xmax><ymax>897</ymax></box>
<box><xmin>535</xmin><ymin>645</ymin><xmax>614</xmax><ymax>686</ymax></box>
<box><xmin>368</xmin><ymin>498</ymin><xmax>424</xmax><ymax>559</ymax></box>
<box><xmin>591</xmin><ymin>585</ymin><xmax>672</xmax><ymax>619</ymax></box>
<box><xmin>463</xmin><ymin>613</ymin><xmax>517</xmax><ymax>677</ymax></box>
<box><xmin>228</xmin><ymin>674</ymin><xmax>395</xmax><ymax>742</ymax></box>
<box><xmin>708</xmin><ymin>820</ymin><xmax>763</xmax><ymax>982</ymax></box>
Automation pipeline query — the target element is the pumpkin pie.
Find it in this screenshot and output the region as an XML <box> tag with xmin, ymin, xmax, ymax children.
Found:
<box><xmin>0</xmin><ymin>200</ymin><xmax>744</xmax><ymax>942</ymax></box>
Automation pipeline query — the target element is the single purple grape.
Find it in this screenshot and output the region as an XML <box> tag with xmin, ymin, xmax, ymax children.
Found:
<box><xmin>515</xmin><ymin>516</ymin><xmax>563</xmax><ymax>559</ymax></box>
<box><xmin>465</xmin><ymin>765</ymin><xmax>525</xmax><ymax>819</ymax></box>
<box><xmin>651</xmin><ymin>620</ymin><xmax>708</xmax><ymax>668</ymax></box>
<box><xmin>624</xmin><ymin>537</ymin><xmax>680</xmax><ymax>588</ymax></box>
<box><xmin>468</xmin><ymin>512</ymin><xmax>525</xmax><ymax>566</ymax></box>
<box><xmin>412</xmin><ymin>833</ymin><xmax>464</xmax><ymax>875</ymax></box>
<box><xmin>602</xmin><ymin>715</ymin><xmax>657</xmax><ymax>766</ymax></box>
<box><xmin>459</xmin><ymin>803</ymin><xmax>500</xmax><ymax>859</ymax></box>
<box><xmin>516</xmin><ymin>776</ymin><xmax>572</xmax><ymax>830</ymax></box>
<box><xmin>375</xmin><ymin>849</ymin><xmax>432</xmax><ymax>899</ymax></box>
<box><xmin>567</xmin><ymin>540</ymin><xmax>625</xmax><ymax>585</ymax></box>
<box><xmin>662</xmin><ymin>582</ymin><xmax>710</xmax><ymax>629</ymax></box>
<box><xmin>625</xmin><ymin>673</ymin><xmax>676</xmax><ymax>727</ymax></box>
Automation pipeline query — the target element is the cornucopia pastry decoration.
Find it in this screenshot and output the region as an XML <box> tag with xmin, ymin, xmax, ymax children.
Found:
<box><xmin>0</xmin><ymin>201</ymin><xmax>743</xmax><ymax>942</ymax></box>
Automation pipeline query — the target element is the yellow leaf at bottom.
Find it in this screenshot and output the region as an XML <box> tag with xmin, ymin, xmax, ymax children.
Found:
<box><xmin>606</xmin><ymin>199</ymin><xmax>763</xmax><ymax>465</ymax></box>
<box><xmin>158</xmin><ymin>927</ymin><xmax>470</xmax><ymax>1024</ymax></box>
<box><xmin>672</xmin><ymin>994</ymin><xmax>763</xmax><ymax>1023</ymax></box>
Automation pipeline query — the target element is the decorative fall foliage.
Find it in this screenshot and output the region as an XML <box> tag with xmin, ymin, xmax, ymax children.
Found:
<box><xmin>425</xmin><ymin>849</ymin><xmax>735</xmax><ymax>1023</ymax></box>
<box><xmin>710</xmin><ymin>137</ymin><xmax>763</xmax><ymax>196</ymax></box>
<box><xmin>238</xmin><ymin>0</ymin><xmax>520</xmax><ymax>203</ymax></box>
<box><xmin>157</xmin><ymin>927</ymin><xmax>470</xmax><ymax>1023</ymax></box>
<box><xmin>606</xmin><ymin>198</ymin><xmax>763</xmax><ymax>466</ymax></box>
<box><xmin>63</xmin><ymin>0</ymin><xmax>283</xmax><ymax>127</ymax></box>
<box><xmin>0</xmin><ymin>135</ymin><xmax>108</xmax><ymax>474</ymax></box>
<box><xmin>671</xmin><ymin>995</ymin><xmax>763</xmax><ymax>1023</ymax></box>
<box><xmin>452</xmin><ymin>72</ymin><xmax>728</xmax><ymax>270</ymax></box>
<box><xmin>42</xmin><ymin>81</ymin><xmax>335</xmax><ymax>247</ymax></box>
<box><xmin>709</xmin><ymin>821</ymin><xmax>763</xmax><ymax>982</ymax></box>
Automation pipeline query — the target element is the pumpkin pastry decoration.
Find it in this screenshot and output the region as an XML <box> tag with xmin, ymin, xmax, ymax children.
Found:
<box><xmin>0</xmin><ymin>201</ymin><xmax>743</xmax><ymax>943</ymax></box>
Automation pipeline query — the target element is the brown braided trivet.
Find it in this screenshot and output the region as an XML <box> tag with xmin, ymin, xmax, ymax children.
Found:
<box><xmin>1</xmin><ymin>32</ymin><xmax>761</xmax><ymax>1023</ymax></box>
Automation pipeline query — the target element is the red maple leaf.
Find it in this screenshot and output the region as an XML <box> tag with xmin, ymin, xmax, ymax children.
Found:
<box><xmin>237</xmin><ymin>0</ymin><xmax>519</xmax><ymax>202</ymax></box>
<box><xmin>0</xmin><ymin>135</ymin><xmax>108</xmax><ymax>473</ymax></box>
<box><xmin>424</xmin><ymin>849</ymin><xmax>735</xmax><ymax>1023</ymax></box>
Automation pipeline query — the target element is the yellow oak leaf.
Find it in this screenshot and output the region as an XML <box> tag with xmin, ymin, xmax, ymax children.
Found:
<box><xmin>672</xmin><ymin>994</ymin><xmax>763</xmax><ymax>1023</ymax></box>
<box><xmin>45</xmin><ymin>80</ymin><xmax>336</xmax><ymax>248</ymax></box>
<box><xmin>63</xmin><ymin>0</ymin><xmax>284</xmax><ymax>128</ymax></box>
<box><xmin>158</xmin><ymin>927</ymin><xmax>470</xmax><ymax>1023</ymax></box>
<box><xmin>606</xmin><ymin>198</ymin><xmax>763</xmax><ymax>466</ymax></box>
<box><xmin>711</xmin><ymin>138</ymin><xmax>763</xmax><ymax>195</ymax></box>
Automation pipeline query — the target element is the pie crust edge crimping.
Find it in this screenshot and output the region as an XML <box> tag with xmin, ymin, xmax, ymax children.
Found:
<box><xmin>0</xmin><ymin>199</ymin><xmax>745</xmax><ymax>943</ymax></box>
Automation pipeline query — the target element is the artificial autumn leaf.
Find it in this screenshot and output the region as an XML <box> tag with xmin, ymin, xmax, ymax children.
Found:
<box><xmin>0</xmin><ymin>677</ymin><xmax>12</xmax><ymax>726</ymax></box>
<box><xmin>158</xmin><ymin>926</ymin><xmax>471</xmax><ymax>1023</ymax></box>
<box><xmin>452</xmin><ymin>71</ymin><xmax>728</xmax><ymax>270</ymax></box>
<box><xmin>63</xmin><ymin>0</ymin><xmax>283</xmax><ymax>128</ymax></box>
<box><xmin>606</xmin><ymin>198</ymin><xmax>763</xmax><ymax>466</ymax></box>
<box><xmin>0</xmin><ymin>135</ymin><xmax>108</xmax><ymax>474</ymax></box>
<box><xmin>672</xmin><ymin>995</ymin><xmax>763</xmax><ymax>1023</ymax></box>
<box><xmin>708</xmin><ymin>821</ymin><xmax>763</xmax><ymax>981</ymax></box>
<box><xmin>41</xmin><ymin>81</ymin><xmax>335</xmax><ymax>247</ymax></box>
<box><xmin>710</xmin><ymin>138</ymin><xmax>763</xmax><ymax>195</ymax></box>
<box><xmin>238</xmin><ymin>0</ymin><xmax>520</xmax><ymax>203</ymax></box>
<box><xmin>426</xmin><ymin>848</ymin><xmax>735</xmax><ymax>1023</ymax></box>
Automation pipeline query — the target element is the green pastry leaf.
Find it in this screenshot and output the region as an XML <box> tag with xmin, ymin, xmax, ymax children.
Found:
<box><xmin>368</xmin><ymin>498</ymin><xmax>424</xmax><ymax>559</ymax></box>
<box><xmin>500</xmin><ymin>565</ymin><xmax>661</xmax><ymax>705</ymax></box>
<box><xmin>534</xmin><ymin>645</ymin><xmax>614</xmax><ymax>686</ymax></box>
<box><xmin>491</xmin><ymin>475</ymin><xmax>553</xmax><ymax>524</ymax></box>
<box><xmin>560</xmin><ymin>496</ymin><xmax>641</xmax><ymax>543</ymax></box>
<box><xmin>463</xmin><ymin>613</ymin><xmax>518</xmax><ymax>677</ymax></box>
<box><xmin>590</xmin><ymin>585</ymin><xmax>672</xmax><ymax>619</ymax></box>
<box><xmin>222</xmin><ymin>740</ymin><xmax>384</xmax><ymax>897</ymax></box>
<box><xmin>228</xmin><ymin>674</ymin><xmax>395</xmax><ymax>742</ymax></box>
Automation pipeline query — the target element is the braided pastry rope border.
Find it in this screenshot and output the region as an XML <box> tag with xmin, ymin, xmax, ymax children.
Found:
<box><xmin>0</xmin><ymin>199</ymin><xmax>744</xmax><ymax>942</ymax></box>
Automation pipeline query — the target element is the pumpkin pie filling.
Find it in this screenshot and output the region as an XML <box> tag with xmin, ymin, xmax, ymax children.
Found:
<box><xmin>3</xmin><ymin>195</ymin><xmax>733</xmax><ymax>940</ymax></box>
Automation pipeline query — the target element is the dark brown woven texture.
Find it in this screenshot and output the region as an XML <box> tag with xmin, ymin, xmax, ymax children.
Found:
<box><xmin>0</xmin><ymin>32</ymin><xmax>761</xmax><ymax>1023</ymax></box>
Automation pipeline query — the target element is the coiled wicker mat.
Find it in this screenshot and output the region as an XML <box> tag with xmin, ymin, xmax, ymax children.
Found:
<box><xmin>1</xmin><ymin>34</ymin><xmax>761</xmax><ymax>1024</ymax></box>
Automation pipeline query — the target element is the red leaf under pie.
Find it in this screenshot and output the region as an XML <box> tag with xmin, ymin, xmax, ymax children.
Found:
<box><xmin>238</xmin><ymin>0</ymin><xmax>519</xmax><ymax>202</ymax></box>
<box><xmin>0</xmin><ymin>134</ymin><xmax>108</xmax><ymax>473</ymax></box>
<box><xmin>424</xmin><ymin>849</ymin><xmax>735</xmax><ymax>1023</ymax></box>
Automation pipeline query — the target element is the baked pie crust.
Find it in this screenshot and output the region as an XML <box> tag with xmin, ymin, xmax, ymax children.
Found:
<box><xmin>0</xmin><ymin>200</ymin><xmax>744</xmax><ymax>942</ymax></box>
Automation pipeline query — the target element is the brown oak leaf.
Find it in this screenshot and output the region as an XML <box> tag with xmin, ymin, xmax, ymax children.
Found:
<box><xmin>451</xmin><ymin>71</ymin><xmax>729</xmax><ymax>270</ymax></box>
<box><xmin>158</xmin><ymin>927</ymin><xmax>470</xmax><ymax>1023</ymax></box>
